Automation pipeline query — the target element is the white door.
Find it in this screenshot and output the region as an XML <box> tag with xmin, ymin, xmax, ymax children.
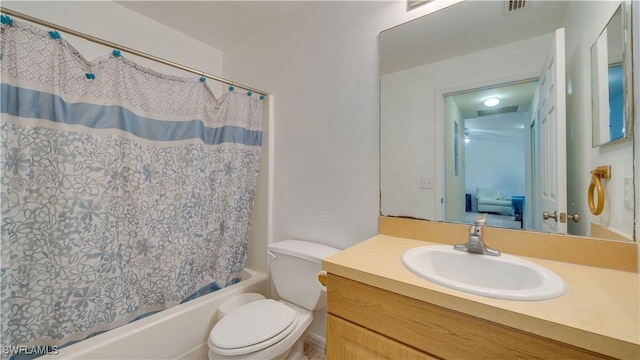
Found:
<box><xmin>539</xmin><ymin>28</ymin><xmax>567</xmax><ymax>234</ymax></box>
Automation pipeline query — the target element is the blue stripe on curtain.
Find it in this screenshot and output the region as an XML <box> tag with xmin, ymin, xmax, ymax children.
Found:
<box><xmin>0</xmin><ymin>83</ymin><xmax>262</xmax><ymax>146</ymax></box>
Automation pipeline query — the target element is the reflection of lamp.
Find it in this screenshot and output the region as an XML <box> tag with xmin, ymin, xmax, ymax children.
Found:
<box><xmin>483</xmin><ymin>97</ymin><xmax>500</xmax><ymax>107</ymax></box>
<box><xmin>464</xmin><ymin>136</ymin><xmax>470</xmax><ymax>144</ymax></box>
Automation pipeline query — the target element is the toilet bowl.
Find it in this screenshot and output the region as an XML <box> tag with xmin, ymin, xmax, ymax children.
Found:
<box><xmin>207</xmin><ymin>239</ymin><xmax>340</xmax><ymax>360</ymax></box>
<box><xmin>207</xmin><ymin>299</ymin><xmax>312</xmax><ymax>360</ymax></box>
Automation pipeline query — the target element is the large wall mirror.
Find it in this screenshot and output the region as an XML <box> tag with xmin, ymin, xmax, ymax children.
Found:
<box><xmin>380</xmin><ymin>0</ymin><xmax>636</xmax><ymax>242</ymax></box>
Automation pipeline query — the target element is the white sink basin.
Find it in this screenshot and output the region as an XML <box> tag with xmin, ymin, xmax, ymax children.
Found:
<box><xmin>402</xmin><ymin>245</ymin><xmax>566</xmax><ymax>301</ymax></box>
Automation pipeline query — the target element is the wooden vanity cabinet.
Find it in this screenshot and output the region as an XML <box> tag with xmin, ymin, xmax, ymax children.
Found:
<box><xmin>325</xmin><ymin>274</ymin><xmax>614</xmax><ymax>360</ymax></box>
<box><xmin>326</xmin><ymin>314</ymin><xmax>437</xmax><ymax>359</ymax></box>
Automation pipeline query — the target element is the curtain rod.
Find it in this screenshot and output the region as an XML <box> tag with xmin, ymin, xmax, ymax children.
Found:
<box><xmin>0</xmin><ymin>7</ymin><xmax>269</xmax><ymax>97</ymax></box>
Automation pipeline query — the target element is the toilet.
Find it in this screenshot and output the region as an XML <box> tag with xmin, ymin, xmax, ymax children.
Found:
<box><xmin>207</xmin><ymin>239</ymin><xmax>340</xmax><ymax>360</ymax></box>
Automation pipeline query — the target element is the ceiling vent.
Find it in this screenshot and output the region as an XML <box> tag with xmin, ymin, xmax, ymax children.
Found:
<box><xmin>504</xmin><ymin>0</ymin><xmax>530</xmax><ymax>14</ymax></box>
<box><xmin>476</xmin><ymin>105</ymin><xmax>519</xmax><ymax>117</ymax></box>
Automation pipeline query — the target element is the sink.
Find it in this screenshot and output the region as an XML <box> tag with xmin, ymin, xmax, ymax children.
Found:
<box><xmin>402</xmin><ymin>245</ymin><xmax>566</xmax><ymax>301</ymax></box>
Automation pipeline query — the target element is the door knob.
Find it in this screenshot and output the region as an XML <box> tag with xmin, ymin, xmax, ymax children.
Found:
<box><xmin>543</xmin><ymin>211</ymin><xmax>580</xmax><ymax>223</ymax></box>
<box><xmin>542</xmin><ymin>211</ymin><xmax>557</xmax><ymax>221</ymax></box>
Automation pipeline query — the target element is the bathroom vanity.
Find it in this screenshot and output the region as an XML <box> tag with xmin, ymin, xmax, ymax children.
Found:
<box><xmin>322</xmin><ymin>234</ymin><xmax>640</xmax><ymax>359</ymax></box>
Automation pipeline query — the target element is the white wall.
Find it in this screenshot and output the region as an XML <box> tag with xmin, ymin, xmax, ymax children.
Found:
<box><xmin>381</xmin><ymin>34</ymin><xmax>549</xmax><ymax>220</ymax></box>
<box><xmin>564</xmin><ymin>1</ymin><xmax>634</xmax><ymax>240</ymax></box>
<box><xmin>444</xmin><ymin>97</ymin><xmax>466</xmax><ymax>223</ymax></box>
<box><xmin>525</xmin><ymin>88</ymin><xmax>541</xmax><ymax>230</ymax></box>
<box><xmin>224</xmin><ymin>0</ymin><xmax>461</xmax><ymax>251</ymax></box>
<box><xmin>222</xmin><ymin>0</ymin><xmax>464</xmax><ymax>344</ymax></box>
<box><xmin>464</xmin><ymin>113</ymin><xmax>527</xmax><ymax>197</ymax></box>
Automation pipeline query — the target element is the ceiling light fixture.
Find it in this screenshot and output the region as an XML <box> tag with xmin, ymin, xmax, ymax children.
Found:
<box><xmin>483</xmin><ymin>97</ymin><xmax>500</xmax><ymax>107</ymax></box>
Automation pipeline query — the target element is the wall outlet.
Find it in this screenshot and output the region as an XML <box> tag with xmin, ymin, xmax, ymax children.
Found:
<box><xmin>420</xmin><ymin>176</ymin><xmax>435</xmax><ymax>189</ymax></box>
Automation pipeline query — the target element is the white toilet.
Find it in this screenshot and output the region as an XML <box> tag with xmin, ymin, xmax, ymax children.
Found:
<box><xmin>207</xmin><ymin>239</ymin><xmax>340</xmax><ymax>360</ymax></box>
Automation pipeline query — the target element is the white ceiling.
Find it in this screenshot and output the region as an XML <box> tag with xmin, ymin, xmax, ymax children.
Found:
<box><xmin>116</xmin><ymin>1</ymin><xmax>311</xmax><ymax>51</ymax></box>
<box><xmin>380</xmin><ymin>0</ymin><xmax>569</xmax><ymax>75</ymax></box>
<box><xmin>451</xmin><ymin>80</ymin><xmax>538</xmax><ymax>119</ymax></box>
<box><xmin>119</xmin><ymin>1</ymin><xmax>570</xmax><ymax>60</ymax></box>
<box><xmin>450</xmin><ymin>80</ymin><xmax>538</xmax><ymax>143</ymax></box>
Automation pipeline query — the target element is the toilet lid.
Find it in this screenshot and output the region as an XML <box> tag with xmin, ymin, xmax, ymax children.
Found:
<box><xmin>209</xmin><ymin>299</ymin><xmax>297</xmax><ymax>353</ymax></box>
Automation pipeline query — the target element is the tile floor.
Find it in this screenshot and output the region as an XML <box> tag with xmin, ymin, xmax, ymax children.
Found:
<box><xmin>303</xmin><ymin>342</ymin><xmax>325</xmax><ymax>360</ymax></box>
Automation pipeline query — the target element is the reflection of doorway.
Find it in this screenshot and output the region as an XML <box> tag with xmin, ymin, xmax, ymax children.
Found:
<box><xmin>443</xmin><ymin>79</ymin><xmax>538</xmax><ymax>230</ymax></box>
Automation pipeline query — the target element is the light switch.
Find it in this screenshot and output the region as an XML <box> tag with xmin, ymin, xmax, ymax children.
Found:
<box><xmin>420</xmin><ymin>176</ymin><xmax>435</xmax><ymax>189</ymax></box>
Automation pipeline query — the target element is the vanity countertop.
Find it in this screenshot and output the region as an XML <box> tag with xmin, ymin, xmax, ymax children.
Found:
<box><xmin>322</xmin><ymin>235</ymin><xmax>640</xmax><ymax>359</ymax></box>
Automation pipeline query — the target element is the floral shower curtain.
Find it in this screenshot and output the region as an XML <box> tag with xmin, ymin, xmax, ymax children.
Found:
<box><xmin>0</xmin><ymin>18</ymin><xmax>263</xmax><ymax>352</ymax></box>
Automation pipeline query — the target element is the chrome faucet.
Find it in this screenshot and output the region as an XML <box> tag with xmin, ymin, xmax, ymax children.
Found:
<box><xmin>454</xmin><ymin>214</ymin><xmax>501</xmax><ymax>256</ymax></box>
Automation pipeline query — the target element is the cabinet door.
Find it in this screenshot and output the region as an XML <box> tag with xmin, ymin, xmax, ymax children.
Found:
<box><xmin>328</xmin><ymin>274</ymin><xmax>615</xmax><ymax>359</ymax></box>
<box><xmin>326</xmin><ymin>314</ymin><xmax>437</xmax><ymax>360</ymax></box>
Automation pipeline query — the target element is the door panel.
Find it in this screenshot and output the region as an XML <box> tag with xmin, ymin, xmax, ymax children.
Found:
<box><xmin>540</xmin><ymin>28</ymin><xmax>567</xmax><ymax>234</ymax></box>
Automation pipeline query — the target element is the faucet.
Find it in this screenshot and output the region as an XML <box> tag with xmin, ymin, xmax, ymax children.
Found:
<box><xmin>454</xmin><ymin>213</ymin><xmax>501</xmax><ymax>256</ymax></box>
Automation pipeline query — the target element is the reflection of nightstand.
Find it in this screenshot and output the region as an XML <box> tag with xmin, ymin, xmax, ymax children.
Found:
<box><xmin>511</xmin><ymin>196</ymin><xmax>525</xmax><ymax>227</ymax></box>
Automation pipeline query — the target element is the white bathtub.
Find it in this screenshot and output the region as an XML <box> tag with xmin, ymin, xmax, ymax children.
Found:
<box><xmin>39</xmin><ymin>269</ymin><xmax>269</xmax><ymax>360</ymax></box>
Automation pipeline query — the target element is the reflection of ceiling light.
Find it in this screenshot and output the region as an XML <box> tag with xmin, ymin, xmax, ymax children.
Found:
<box><xmin>484</xmin><ymin>97</ymin><xmax>500</xmax><ymax>107</ymax></box>
<box><xmin>464</xmin><ymin>135</ymin><xmax>470</xmax><ymax>144</ymax></box>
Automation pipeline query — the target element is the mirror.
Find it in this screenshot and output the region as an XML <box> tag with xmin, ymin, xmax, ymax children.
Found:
<box><xmin>380</xmin><ymin>0</ymin><xmax>635</xmax><ymax>241</ymax></box>
<box><xmin>591</xmin><ymin>4</ymin><xmax>633</xmax><ymax>146</ymax></box>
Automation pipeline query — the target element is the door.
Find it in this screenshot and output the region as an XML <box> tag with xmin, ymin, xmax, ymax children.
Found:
<box><xmin>539</xmin><ymin>28</ymin><xmax>567</xmax><ymax>234</ymax></box>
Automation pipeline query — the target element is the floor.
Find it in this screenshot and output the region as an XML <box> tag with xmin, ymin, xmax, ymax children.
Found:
<box><xmin>303</xmin><ymin>342</ymin><xmax>325</xmax><ymax>360</ymax></box>
<box><xmin>464</xmin><ymin>211</ymin><xmax>522</xmax><ymax>230</ymax></box>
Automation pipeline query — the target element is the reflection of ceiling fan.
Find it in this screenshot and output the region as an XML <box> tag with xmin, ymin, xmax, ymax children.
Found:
<box><xmin>464</xmin><ymin>127</ymin><xmax>515</xmax><ymax>142</ymax></box>
<box><xmin>463</xmin><ymin>129</ymin><xmax>482</xmax><ymax>142</ymax></box>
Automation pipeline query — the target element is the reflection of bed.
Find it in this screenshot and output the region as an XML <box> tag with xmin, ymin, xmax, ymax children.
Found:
<box><xmin>476</xmin><ymin>188</ymin><xmax>513</xmax><ymax>215</ymax></box>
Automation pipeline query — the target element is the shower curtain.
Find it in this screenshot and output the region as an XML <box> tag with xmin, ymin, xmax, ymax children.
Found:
<box><xmin>0</xmin><ymin>18</ymin><xmax>263</xmax><ymax>353</ymax></box>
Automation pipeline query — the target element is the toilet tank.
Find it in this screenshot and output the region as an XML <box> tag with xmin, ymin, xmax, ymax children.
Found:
<box><xmin>268</xmin><ymin>240</ymin><xmax>340</xmax><ymax>311</ymax></box>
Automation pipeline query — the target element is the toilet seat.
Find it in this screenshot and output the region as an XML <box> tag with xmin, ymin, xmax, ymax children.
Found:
<box><xmin>208</xmin><ymin>299</ymin><xmax>298</xmax><ymax>356</ymax></box>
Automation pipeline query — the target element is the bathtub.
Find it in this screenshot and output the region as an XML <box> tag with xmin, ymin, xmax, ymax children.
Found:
<box><xmin>38</xmin><ymin>268</ymin><xmax>269</xmax><ymax>360</ymax></box>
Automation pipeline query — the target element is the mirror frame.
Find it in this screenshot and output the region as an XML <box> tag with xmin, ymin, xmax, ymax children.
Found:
<box><xmin>591</xmin><ymin>1</ymin><xmax>635</xmax><ymax>147</ymax></box>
